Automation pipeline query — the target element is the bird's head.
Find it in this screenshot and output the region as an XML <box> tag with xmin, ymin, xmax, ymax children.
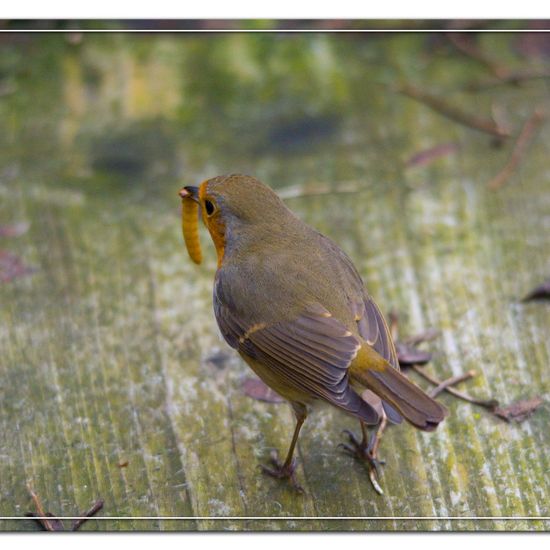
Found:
<box><xmin>179</xmin><ymin>174</ymin><xmax>292</xmax><ymax>268</ymax></box>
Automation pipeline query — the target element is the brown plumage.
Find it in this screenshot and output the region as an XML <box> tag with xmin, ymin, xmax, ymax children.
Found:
<box><xmin>179</xmin><ymin>174</ymin><xmax>447</xmax><ymax>493</ymax></box>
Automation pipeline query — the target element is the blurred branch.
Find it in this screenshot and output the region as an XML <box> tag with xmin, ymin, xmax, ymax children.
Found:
<box><xmin>463</xmin><ymin>70</ymin><xmax>550</xmax><ymax>93</ymax></box>
<box><xmin>397</xmin><ymin>82</ymin><xmax>511</xmax><ymax>139</ymax></box>
<box><xmin>447</xmin><ymin>33</ymin><xmax>511</xmax><ymax>80</ymax></box>
<box><xmin>488</xmin><ymin>108</ymin><xmax>546</xmax><ymax>190</ymax></box>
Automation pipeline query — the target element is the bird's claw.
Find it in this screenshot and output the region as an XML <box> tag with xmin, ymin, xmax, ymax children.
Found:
<box><xmin>260</xmin><ymin>450</ymin><xmax>304</xmax><ymax>493</ymax></box>
<box><xmin>339</xmin><ymin>430</ymin><xmax>385</xmax><ymax>495</ymax></box>
<box><xmin>340</xmin><ymin>429</ymin><xmax>385</xmax><ymax>465</ymax></box>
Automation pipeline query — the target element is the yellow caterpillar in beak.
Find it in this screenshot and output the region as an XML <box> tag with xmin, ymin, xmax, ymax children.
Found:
<box><xmin>179</xmin><ymin>187</ymin><xmax>203</xmax><ymax>265</ymax></box>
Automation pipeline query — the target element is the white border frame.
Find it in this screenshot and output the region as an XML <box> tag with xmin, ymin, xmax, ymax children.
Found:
<box><xmin>0</xmin><ymin>22</ymin><xmax>548</xmax><ymax>525</ymax></box>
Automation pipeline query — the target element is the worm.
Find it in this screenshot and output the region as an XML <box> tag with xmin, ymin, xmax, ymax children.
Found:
<box><xmin>180</xmin><ymin>193</ymin><xmax>203</xmax><ymax>265</ymax></box>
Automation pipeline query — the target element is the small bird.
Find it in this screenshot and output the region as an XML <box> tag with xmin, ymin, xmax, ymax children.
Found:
<box><xmin>179</xmin><ymin>174</ymin><xmax>447</xmax><ymax>494</ymax></box>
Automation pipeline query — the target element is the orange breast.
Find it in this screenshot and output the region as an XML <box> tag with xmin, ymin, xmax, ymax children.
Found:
<box><xmin>199</xmin><ymin>180</ymin><xmax>226</xmax><ymax>268</ymax></box>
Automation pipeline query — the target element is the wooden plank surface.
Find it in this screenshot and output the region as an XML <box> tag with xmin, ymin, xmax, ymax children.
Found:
<box><xmin>0</xmin><ymin>30</ymin><xmax>548</xmax><ymax>531</ymax></box>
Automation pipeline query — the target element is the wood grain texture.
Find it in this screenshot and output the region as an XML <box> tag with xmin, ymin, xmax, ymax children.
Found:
<box><xmin>0</xmin><ymin>30</ymin><xmax>548</xmax><ymax>531</ymax></box>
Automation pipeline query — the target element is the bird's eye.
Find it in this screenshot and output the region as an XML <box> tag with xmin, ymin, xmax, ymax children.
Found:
<box><xmin>204</xmin><ymin>199</ymin><xmax>216</xmax><ymax>217</ymax></box>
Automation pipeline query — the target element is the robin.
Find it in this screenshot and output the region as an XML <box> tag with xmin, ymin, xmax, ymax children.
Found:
<box><xmin>178</xmin><ymin>174</ymin><xmax>447</xmax><ymax>494</ymax></box>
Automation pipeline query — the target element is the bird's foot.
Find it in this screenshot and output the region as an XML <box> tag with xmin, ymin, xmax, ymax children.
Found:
<box><xmin>260</xmin><ymin>450</ymin><xmax>304</xmax><ymax>493</ymax></box>
<box><xmin>338</xmin><ymin>430</ymin><xmax>385</xmax><ymax>495</ymax></box>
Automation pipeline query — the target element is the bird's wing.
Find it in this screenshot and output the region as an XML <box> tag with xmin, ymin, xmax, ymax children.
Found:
<box><xmin>351</xmin><ymin>296</ymin><xmax>403</xmax><ymax>423</ymax></box>
<box><xmin>327</xmin><ymin>239</ymin><xmax>399</xmax><ymax>371</ymax></box>
<box><xmin>353</xmin><ymin>296</ymin><xmax>399</xmax><ymax>371</ymax></box>
<box><xmin>325</xmin><ymin>242</ymin><xmax>402</xmax><ymax>423</ymax></box>
<box><xmin>214</xmin><ymin>276</ymin><xmax>379</xmax><ymax>423</ymax></box>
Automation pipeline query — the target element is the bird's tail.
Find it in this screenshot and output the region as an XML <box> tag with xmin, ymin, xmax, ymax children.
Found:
<box><xmin>351</xmin><ymin>347</ymin><xmax>448</xmax><ymax>431</ymax></box>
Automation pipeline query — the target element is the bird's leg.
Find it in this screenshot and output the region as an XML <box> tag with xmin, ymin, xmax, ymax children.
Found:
<box><xmin>261</xmin><ymin>405</ymin><xmax>306</xmax><ymax>493</ymax></box>
<box><xmin>339</xmin><ymin>411</ymin><xmax>388</xmax><ymax>495</ymax></box>
<box><xmin>366</xmin><ymin>411</ymin><xmax>387</xmax><ymax>468</ymax></box>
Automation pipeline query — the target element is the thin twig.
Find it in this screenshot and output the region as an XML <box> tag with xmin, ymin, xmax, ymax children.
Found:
<box><xmin>278</xmin><ymin>181</ymin><xmax>367</xmax><ymax>200</ymax></box>
<box><xmin>406</xmin><ymin>328</ymin><xmax>440</xmax><ymax>346</ymax></box>
<box><xmin>26</xmin><ymin>482</ymin><xmax>104</xmax><ymax>531</ymax></box>
<box><xmin>429</xmin><ymin>370</ymin><xmax>477</xmax><ymax>398</ymax></box>
<box><xmin>26</xmin><ymin>483</ymin><xmax>55</xmax><ymax>531</ymax></box>
<box><xmin>388</xmin><ymin>310</ymin><xmax>399</xmax><ymax>342</ymax></box>
<box><xmin>71</xmin><ymin>500</ymin><xmax>104</xmax><ymax>531</ymax></box>
<box><xmin>488</xmin><ymin>108</ymin><xmax>546</xmax><ymax>190</ymax></box>
<box><xmin>412</xmin><ymin>365</ymin><xmax>498</xmax><ymax>409</ymax></box>
<box><xmin>397</xmin><ymin>82</ymin><xmax>511</xmax><ymax>139</ymax></box>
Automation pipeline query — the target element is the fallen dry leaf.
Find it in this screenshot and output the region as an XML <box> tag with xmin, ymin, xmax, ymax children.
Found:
<box><xmin>203</xmin><ymin>348</ymin><xmax>233</xmax><ymax>369</ymax></box>
<box><xmin>406</xmin><ymin>143</ymin><xmax>459</xmax><ymax>168</ymax></box>
<box><xmin>522</xmin><ymin>278</ymin><xmax>550</xmax><ymax>302</ymax></box>
<box><xmin>0</xmin><ymin>250</ymin><xmax>35</xmax><ymax>282</ymax></box>
<box><xmin>492</xmin><ymin>396</ymin><xmax>544</xmax><ymax>422</ymax></box>
<box><xmin>242</xmin><ymin>377</ymin><xmax>284</xmax><ymax>403</ymax></box>
<box><xmin>0</xmin><ymin>222</ymin><xmax>29</xmax><ymax>238</ymax></box>
<box><xmin>396</xmin><ymin>341</ymin><xmax>433</xmax><ymax>367</ymax></box>
<box><xmin>388</xmin><ymin>310</ymin><xmax>437</xmax><ymax>367</ymax></box>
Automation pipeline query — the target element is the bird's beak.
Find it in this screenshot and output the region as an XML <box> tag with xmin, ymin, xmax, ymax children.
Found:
<box><xmin>178</xmin><ymin>186</ymin><xmax>200</xmax><ymax>203</ymax></box>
